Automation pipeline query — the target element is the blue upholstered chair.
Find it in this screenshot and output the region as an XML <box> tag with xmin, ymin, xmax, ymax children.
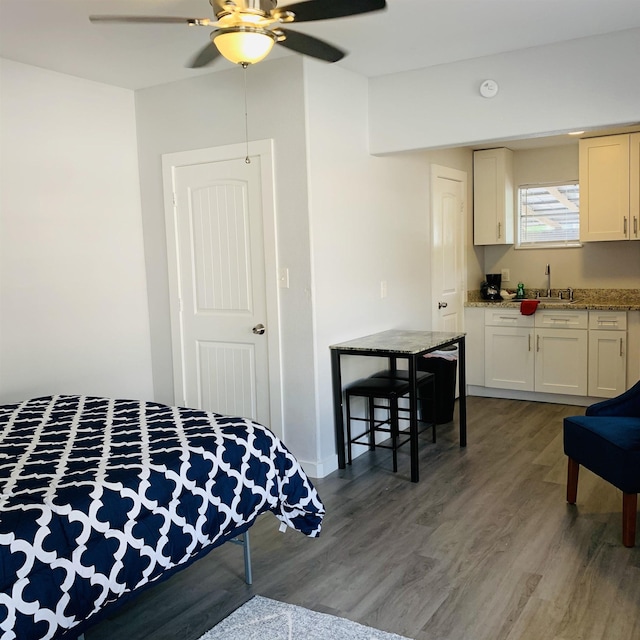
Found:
<box><xmin>563</xmin><ymin>380</ymin><xmax>640</xmax><ymax>547</ymax></box>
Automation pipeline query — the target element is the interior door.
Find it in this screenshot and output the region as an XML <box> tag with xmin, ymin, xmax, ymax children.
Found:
<box><xmin>431</xmin><ymin>164</ymin><xmax>467</xmax><ymax>332</ymax></box>
<box><xmin>164</xmin><ymin>144</ymin><xmax>279</xmax><ymax>432</ymax></box>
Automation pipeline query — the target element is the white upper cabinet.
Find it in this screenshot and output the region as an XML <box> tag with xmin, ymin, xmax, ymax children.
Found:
<box><xmin>473</xmin><ymin>148</ymin><xmax>514</xmax><ymax>245</ymax></box>
<box><xmin>631</xmin><ymin>132</ymin><xmax>640</xmax><ymax>239</ymax></box>
<box><xmin>579</xmin><ymin>133</ymin><xmax>640</xmax><ymax>241</ymax></box>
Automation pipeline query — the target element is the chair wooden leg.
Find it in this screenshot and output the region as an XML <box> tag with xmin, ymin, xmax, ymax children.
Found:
<box><xmin>567</xmin><ymin>457</ymin><xmax>579</xmax><ymax>504</ymax></box>
<box><xmin>622</xmin><ymin>492</ymin><xmax>637</xmax><ymax>548</ymax></box>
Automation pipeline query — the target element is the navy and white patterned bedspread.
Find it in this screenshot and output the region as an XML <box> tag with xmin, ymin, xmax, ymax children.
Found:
<box><xmin>0</xmin><ymin>395</ymin><xmax>324</xmax><ymax>640</ymax></box>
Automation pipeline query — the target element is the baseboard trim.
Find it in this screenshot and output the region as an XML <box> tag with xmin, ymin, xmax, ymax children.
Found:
<box><xmin>299</xmin><ymin>454</ymin><xmax>339</xmax><ymax>480</ymax></box>
<box><xmin>467</xmin><ymin>385</ymin><xmax>605</xmax><ymax>407</ymax></box>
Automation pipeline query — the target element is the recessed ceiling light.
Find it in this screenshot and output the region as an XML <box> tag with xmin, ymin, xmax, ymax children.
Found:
<box><xmin>568</xmin><ymin>131</ymin><xmax>585</xmax><ymax>136</ymax></box>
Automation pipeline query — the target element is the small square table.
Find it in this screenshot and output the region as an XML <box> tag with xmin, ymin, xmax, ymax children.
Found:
<box><xmin>330</xmin><ymin>330</ymin><xmax>467</xmax><ymax>482</ymax></box>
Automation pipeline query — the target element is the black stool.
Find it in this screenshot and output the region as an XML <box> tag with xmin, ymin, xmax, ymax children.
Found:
<box><xmin>371</xmin><ymin>369</ymin><xmax>437</xmax><ymax>442</ymax></box>
<box><xmin>345</xmin><ymin>371</ymin><xmax>435</xmax><ymax>472</ymax></box>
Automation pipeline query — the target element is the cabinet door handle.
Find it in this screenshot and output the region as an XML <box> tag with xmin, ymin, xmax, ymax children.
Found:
<box><xmin>536</xmin><ymin>334</ymin><xmax>540</xmax><ymax>352</ymax></box>
<box><xmin>635</xmin><ymin>216</ymin><xmax>638</xmax><ymax>237</ymax></box>
<box><xmin>624</xmin><ymin>216</ymin><xmax>628</xmax><ymax>236</ymax></box>
<box><xmin>528</xmin><ymin>334</ymin><xmax>531</xmax><ymax>352</ymax></box>
<box><xmin>497</xmin><ymin>221</ymin><xmax>502</xmax><ymax>239</ymax></box>
<box><xmin>620</xmin><ymin>337</ymin><xmax>624</xmax><ymax>357</ymax></box>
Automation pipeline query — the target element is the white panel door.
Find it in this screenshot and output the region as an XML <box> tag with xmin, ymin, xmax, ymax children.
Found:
<box><xmin>171</xmin><ymin>156</ymin><xmax>269</xmax><ymax>422</ymax></box>
<box><xmin>431</xmin><ymin>165</ymin><xmax>466</xmax><ymax>333</ymax></box>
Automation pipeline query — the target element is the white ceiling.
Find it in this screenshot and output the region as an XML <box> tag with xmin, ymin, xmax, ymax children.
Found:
<box><xmin>2</xmin><ymin>0</ymin><xmax>640</xmax><ymax>91</ymax></box>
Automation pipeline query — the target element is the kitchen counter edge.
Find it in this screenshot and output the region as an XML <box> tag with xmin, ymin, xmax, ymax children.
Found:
<box><xmin>465</xmin><ymin>300</ymin><xmax>640</xmax><ymax>311</ymax></box>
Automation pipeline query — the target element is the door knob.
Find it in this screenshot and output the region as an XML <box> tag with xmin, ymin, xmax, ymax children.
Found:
<box><xmin>438</xmin><ymin>302</ymin><xmax>448</xmax><ymax>309</ymax></box>
<box><xmin>252</xmin><ymin>323</ymin><xmax>266</xmax><ymax>335</ymax></box>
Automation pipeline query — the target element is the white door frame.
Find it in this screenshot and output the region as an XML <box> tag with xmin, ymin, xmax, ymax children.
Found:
<box><xmin>161</xmin><ymin>139</ymin><xmax>283</xmax><ymax>437</ymax></box>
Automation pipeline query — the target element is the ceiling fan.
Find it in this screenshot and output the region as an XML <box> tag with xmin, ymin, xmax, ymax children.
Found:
<box><xmin>90</xmin><ymin>0</ymin><xmax>387</xmax><ymax>67</ymax></box>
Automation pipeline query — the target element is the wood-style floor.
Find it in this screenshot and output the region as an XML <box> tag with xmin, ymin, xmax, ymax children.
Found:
<box><xmin>87</xmin><ymin>396</ymin><xmax>640</xmax><ymax>640</ymax></box>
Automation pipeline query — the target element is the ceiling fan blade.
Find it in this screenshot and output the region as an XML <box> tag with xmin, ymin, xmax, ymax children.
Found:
<box><xmin>281</xmin><ymin>0</ymin><xmax>386</xmax><ymax>22</ymax></box>
<box><xmin>89</xmin><ymin>15</ymin><xmax>211</xmax><ymax>25</ymax></box>
<box><xmin>277</xmin><ymin>29</ymin><xmax>345</xmax><ymax>63</ymax></box>
<box><xmin>187</xmin><ymin>42</ymin><xmax>222</xmax><ymax>68</ymax></box>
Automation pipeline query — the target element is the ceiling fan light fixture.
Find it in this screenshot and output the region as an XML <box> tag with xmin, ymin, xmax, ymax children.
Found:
<box><xmin>213</xmin><ymin>27</ymin><xmax>276</xmax><ymax>65</ymax></box>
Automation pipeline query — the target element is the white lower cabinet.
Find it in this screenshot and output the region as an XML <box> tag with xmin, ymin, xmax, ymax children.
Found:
<box><xmin>464</xmin><ymin>307</ymin><xmax>486</xmax><ymax>386</ymax></box>
<box><xmin>588</xmin><ymin>311</ymin><xmax>627</xmax><ymax>397</ymax></box>
<box><xmin>484</xmin><ymin>308</ymin><xmax>588</xmax><ymax>396</ymax></box>
<box><xmin>484</xmin><ymin>309</ymin><xmax>534</xmax><ymax>391</ymax></box>
<box><xmin>485</xmin><ymin>325</ymin><xmax>535</xmax><ymax>390</ymax></box>
<box><xmin>472</xmin><ymin>307</ymin><xmax>631</xmax><ymax>399</ymax></box>
<box><xmin>535</xmin><ymin>328</ymin><xmax>588</xmax><ymax>395</ymax></box>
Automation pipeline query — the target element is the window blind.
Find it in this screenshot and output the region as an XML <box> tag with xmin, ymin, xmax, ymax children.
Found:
<box><xmin>518</xmin><ymin>183</ymin><xmax>580</xmax><ymax>246</ymax></box>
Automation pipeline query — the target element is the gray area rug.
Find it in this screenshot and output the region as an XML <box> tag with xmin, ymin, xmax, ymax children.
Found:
<box><xmin>196</xmin><ymin>595</ymin><xmax>412</xmax><ymax>640</ymax></box>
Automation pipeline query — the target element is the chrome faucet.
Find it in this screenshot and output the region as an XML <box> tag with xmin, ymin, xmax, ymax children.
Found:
<box><xmin>559</xmin><ymin>288</ymin><xmax>575</xmax><ymax>301</ymax></box>
<box><xmin>545</xmin><ymin>264</ymin><xmax>551</xmax><ymax>297</ymax></box>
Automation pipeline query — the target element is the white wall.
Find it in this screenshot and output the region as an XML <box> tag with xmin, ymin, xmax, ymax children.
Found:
<box><xmin>133</xmin><ymin>57</ymin><xmax>319</xmax><ymax>466</ymax></box>
<box><xmin>134</xmin><ymin>58</ymin><xmax>457</xmax><ymax>476</ymax></box>
<box><xmin>0</xmin><ymin>59</ymin><xmax>153</xmax><ymax>403</ymax></box>
<box><xmin>368</xmin><ymin>29</ymin><xmax>640</xmax><ymax>299</ymax></box>
<box><xmin>6</xmin><ymin>27</ymin><xmax>637</xmax><ymax>474</ymax></box>
<box><xmin>303</xmin><ymin>61</ymin><xmax>433</xmax><ymax>471</ymax></box>
<box><xmin>369</xmin><ymin>29</ymin><xmax>640</xmax><ymax>154</ymax></box>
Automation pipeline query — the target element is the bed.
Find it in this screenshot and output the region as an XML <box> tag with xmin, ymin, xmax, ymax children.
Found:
<box><xmin>0</xmin><ymin>395</ymin><xmax>325</xmax><ymax>640</ymax></box>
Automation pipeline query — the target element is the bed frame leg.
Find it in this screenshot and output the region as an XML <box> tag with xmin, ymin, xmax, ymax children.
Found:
<box><xmin>243</xmin><ymin>531</ymin><xmax>252</xmax><ymax>585</ymax></box>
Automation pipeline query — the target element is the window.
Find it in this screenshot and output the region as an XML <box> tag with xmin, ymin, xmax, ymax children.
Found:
<box><xmin>517</xmin><ymin>182</ymin><xmax>580</xmax><ymax>247</ymax></box>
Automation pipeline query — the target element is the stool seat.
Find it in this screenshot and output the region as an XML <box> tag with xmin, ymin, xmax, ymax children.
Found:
<box><xmin>345</xmin><ymin>372</ymin><xmax>435</xmax><ymax>475</ymax></box>
<box><xmin>371</xmin><ymin>369</ymin><xmax>437</xmax><ymax>440</ymax></box>
<box><xmin>347</xmin><ymin>377</ymin><xmax>410</xmax><ymax>396</ymax></box>
<box><xmin>371</xmin><ymin>369</ymin><xmax>433</xmax><ymax>383</ymax></box>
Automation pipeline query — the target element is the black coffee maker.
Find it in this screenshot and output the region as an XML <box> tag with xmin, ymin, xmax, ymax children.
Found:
<box><xmin>481</xmin><ymin>273</ymin><xmax>502</xmax><ymax>300</ymax></box>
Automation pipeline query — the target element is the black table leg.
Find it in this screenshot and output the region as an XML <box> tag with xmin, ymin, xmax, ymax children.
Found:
<box><xmin>409</xmin><ymin>355</ymin><xmax>419</xmax><ymax>482</ymax></box>
<box><xmin>331</xmin><ymin>349</ymin><xmax>346</xmax><ymax>469</ymax></box>
<box><xmin>458</xmin><ymin>337</ymin><xmax>467</xmax><ymax>447</ymax></box>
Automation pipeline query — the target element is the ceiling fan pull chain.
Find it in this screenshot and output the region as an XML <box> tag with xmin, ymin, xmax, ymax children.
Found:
<box><xmin>242</xmin><ymin>62</ymin><xmax>251</xmax><ymax>164</ymax></box>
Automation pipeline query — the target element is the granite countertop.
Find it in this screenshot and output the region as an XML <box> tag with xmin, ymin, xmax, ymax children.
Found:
<box><xmin>330</xmin><ymin>329</ymin><xmax>465</xmax><ymax>354</ymax></box>
<box><xmin>466</xmin><ymin>289</ymin><xmax>640</xmax><ymax>311</ymax></box>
